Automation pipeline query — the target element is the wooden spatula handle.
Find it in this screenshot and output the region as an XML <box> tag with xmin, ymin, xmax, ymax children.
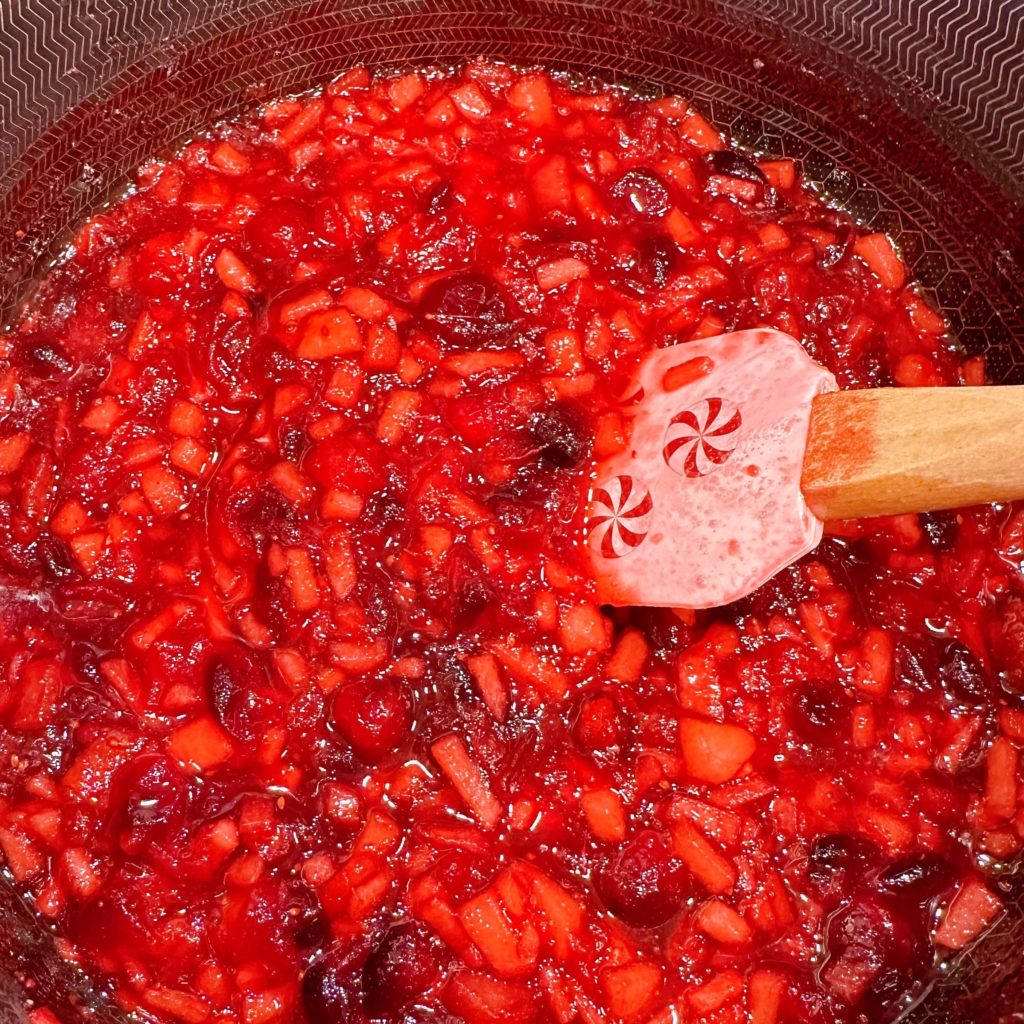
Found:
<box><xmin>802</xmin><ymin>386</ymin><xmax>1024</xmax><ymax>521</ymax></box>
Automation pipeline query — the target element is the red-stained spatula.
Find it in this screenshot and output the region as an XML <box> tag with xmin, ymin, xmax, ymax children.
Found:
<box><xmin>586</xmin><ymin>328</ymin><xmax>1024</xmax><ymax>608</ymax></box>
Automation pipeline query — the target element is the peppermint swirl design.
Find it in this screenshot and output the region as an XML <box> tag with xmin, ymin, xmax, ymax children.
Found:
<box><xmin>587</xmin><ymin>475</ymin><xmax>654</xmax><ymax>559</ymax></box>
<box><xmin>663</xmin><ymin>397</ymin><xmax>742</xmax><ymax>478</ymax></box>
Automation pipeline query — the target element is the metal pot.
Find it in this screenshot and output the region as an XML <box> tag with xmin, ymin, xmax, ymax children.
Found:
<box><xmin>1</xmin><ymin>1</ymin><xmax>1022</xmax><ymax>1020</ymax></box>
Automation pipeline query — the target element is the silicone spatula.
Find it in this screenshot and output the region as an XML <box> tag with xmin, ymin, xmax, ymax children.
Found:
<box><xmin>586</xmin><ymin>328</ymin><xmax>1024</xmax><ymax>608</ymax></box>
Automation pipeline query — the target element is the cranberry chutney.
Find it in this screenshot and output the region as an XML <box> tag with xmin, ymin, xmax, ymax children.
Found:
<box><xmin>0</xmin><ymin>62</ymin><xmax>1021</xmax><ymax>1024</ymax></box>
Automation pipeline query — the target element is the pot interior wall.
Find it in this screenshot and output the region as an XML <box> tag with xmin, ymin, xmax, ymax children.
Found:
<box><xmin>0</xmin><ymin>1</ymin><xmax>1022</xmax><ymax>1022</ymax></box>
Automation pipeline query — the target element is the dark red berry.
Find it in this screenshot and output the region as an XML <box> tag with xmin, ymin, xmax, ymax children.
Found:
<box><xmin>418</xmin><ymin>272</ymin><xmax>513</xmax><ymax>348</ymax></box>
<box><xmin>362</xmin><ymin>923</ymin><xmax>441</xmax><ymax>1017</ymax></box>
<box><xmin>608</xmin><ymin>169</ymin><xmax>671</xmax><ymax>221</ymax></box>
<box><xmin>332</xmin><ymin>677</ymin><xmax>412</xmax><ymax>763</ymax></box>
<box><xmin>596</xmin><ymin>830</ymin><xmax>688</xmax><ymax>927</ymax></box>
<box><xmin>302</xmin><ymin>943</ymin><xmax>367</xmax><ymax>1024</ymax></box>
<box><xmin>206</xmin><ymin>643</ymin><xmax>274</xmax><ymax>742</ymax></box>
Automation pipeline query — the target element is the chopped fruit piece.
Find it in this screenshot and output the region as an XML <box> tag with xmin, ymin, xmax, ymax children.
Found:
<box><xmin>536</xmin><ymin>257</ymin><xmax>590</xmax><ymax>291</ymax></box>
<box><xmin>506</xmin><ymin>73</ymin><xmax>555</xmax><ymax>127</ymax></box>
<box><xmin>688</xmin><ymin>969</ymin><xmax>744</xmax><ymax>1014</ymax></box>
<box><xmin>602</xmin><ymin>962</ymin><xmax>662</xmax><ymax>1021</ymax></box>
<box><xmin>297</xmin><ymin>308</ymin><xmax>362</xmax><ymax>359</ymax></box>
<box><xmin>670</xmin><ymin>821</ymin><xmax>737</xmax><ymax>895</ymax></box>
<box><xmin>933</xmin><ymin>878</ymin><xmax>1003</xmax><ymax>949</ymax></box>
<box><xmin>0</xmin><ymin>432</ymin><xmax>31</xmax><ymax>473</ymax></box>
<box><xmin>749</xmin><ymin>969</ymin><xmax>787</xmax><ymax>1024</ymax></box>
<box><xmin>443</xmin><ymin>972</ymin><xmax>538</xmax><ymax>1024</ymax></box>
<box><xmin>459</xmin><ymin>889</ymin><xmax>539</xmax><ymax>976</ymax></box>
<box><xmin>215</xmin><ymin>248</ymin><xmax>258</xmax><ymax>293</ymax></box>
<box><xmin>467</xmin><ymin>653</ymin><xmax>509</xmax><ymax>722</ymax></box>
<box><xmin>985</xmin><ymin>736</ymin><xmax>1018</xmax><ymax>820</ymax></box>
<box><xmin>695</xmin><ymin>898</ymin><xmax>752</xmax><ymax>944</ymax></box>
<box><xmin>167</xmin><ymin>717</ymin><xmax>236</xmax><ymax>772</ymax></box>
<box><xmin>853</xmin><ymin>232</ymin><xmax>906</xmax><ymax>289</ymax></box>
<box><xmin>0</xmin><ymin>826</ymin><xmax>45</xmax><ymax>882</ymax></box>
<box><xmin>141</xmin><ymin>465</ymin><xmax>187</xmax><ymax>516</ymax></box>
<box><xmin>432</xmin><ymin>734</ymin><xmax>503</xmax><ymax>828</ymax></box>
<box><xmin>559</xmin><ymin>602</ymin><xmax>611</xmax><ymax>654</ymax></box>
<box><xmin>581</xmin><ymin>787</ymin><xmax>628</xmax><ymax>843</ymax></box>
<box><xmin>679</xmin><ymin>717</ymin><xmax>757</xmax><ymax>783</ymax></box>
<box><xmin>0</xmin><ymin>63</ymin><xmax>1007</xmax><ymax>1024</ymax></box>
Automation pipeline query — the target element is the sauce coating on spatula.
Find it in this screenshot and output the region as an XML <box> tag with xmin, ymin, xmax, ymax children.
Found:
<box><xmin>589</xmin><ymin>329</ymin><xmax>836</xmax><ymax>608</ymax></box>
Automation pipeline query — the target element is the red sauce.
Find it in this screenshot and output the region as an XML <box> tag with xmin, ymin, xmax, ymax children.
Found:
<box><xmin>0</xmin><ymin>63</ymin><xmax>1019</xmax><ymax>1024</ymax></box>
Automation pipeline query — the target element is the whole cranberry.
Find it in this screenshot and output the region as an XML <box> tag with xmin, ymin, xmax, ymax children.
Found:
<box><xmin>302</xmin><ymin>943</ymin><xmax>367</xmax><ymax>1024</ymax></box>
<box><xmin>332</xmin><ymin>677</ymin><xmax>412</xmax><ymax>763</ymax></box>
<box><xmin>823</xmin><ymin>893</ymin><xmax>923</xmax><ymax>1009</ymax></box>
<box><xmin>362</xmin><ymin>923</ymin><xmax>441</xmax><ymax>1017</ymax></box>
<box><xmin>596</xmin><ymin>829</ymin><xmax>688</xmax><ymax>927</ymax></box>
<box><xmin>206</xmin><ymin>643</ymin><xmax>274</xmax><ymax>742</ymax></box>
<box><xmin>418</xmin><ymin>272</ymin><xmax>512</xmax><ymax>348</ymax></box>
<box><xmin>608</xmin><ymin>169</ymin><xmax>671</xmax><ymax>222</ymax></box>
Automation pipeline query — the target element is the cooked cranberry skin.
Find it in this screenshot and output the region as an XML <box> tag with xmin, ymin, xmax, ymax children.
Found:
<box><xmin>596</xmin><ymin>830</ymin><xmax>689</xmax><ymax>927</ymax></box>
<box><xmin>937</xmin><ymin>641</ymin><xmax>991</xmax><ymax>705</ymax></box>
<box><xmin>302</xmin><ymin>944</ymin><xmax>367</xmax><ymax>1024</ymax></box>
<box><xmin>792</xmin><ymin>679</ymin><xmax>850</xmax><ymax>739</ymax></box>
<box><xmin>708</xmin><ymin>150</ymin><xmax>766</xmax><ymax>183</ymax></box>
<box><xmin>808</xmin><ymin>833</ymin><xmax>875</xmax><ymax>887</ymax></box>
<box><xmin>332</xmin><ymin>677</ymin><xmax>412</xmax><ymax>763</ymax></box>
<box><xmin>304</xmin><ymin>430</ymin><xmax>389</xmax><ymax>494</ymax></box>
<box><xmin>362</xmin><ymin>923</ymin><xmax>441</xmax><ymax>1017</ymax></box>
<box><xmin>220</xmin><ymin>879</ymin><xmax>323</xmax><ymax>967</ymax></box>
<box><xmin>823</xmin><ymin>894</ymin><xmax>925</xmax><ymax>1012</ymax></box>
<box><xmin>525</xmin><ymin>402</ymin><xmax>590</xmax><ymax>470</ymax></box>
<box><xmin>432</xmin><ymin>849</ymin><xmax>498</xmax><ymax>903</ymax></box>
<box><xmin>25</xmin><ymin>339</ymin><xmax>75</xmax><ymax>378</ymax></box>
<box><xmin>608</xmin><ymin>168</ymin><xmax>671</xmax><ymax>221</ymax></box>
<box><xmin>134</xmin><ymin>233</ymin><xmax>189</xmax><ymax>299</ymax></box>
<box><xmin>633</xmin><ymin>233</ymin><xmax>678</xmax><ymax>290</ymax></box>
<box><xmin>206</xmin><ymin>644</ymin><xmax>274</xmax><ymax>742</ymax></box>
<box><xmin>418</xmin><ymin>272</ymin><xmax>513</xmax><ymax>347</ymax></box>
<box><xmin>875</xmin><ymin>853</ymin><xmax>956</xmax><ymax>903</ymax></box>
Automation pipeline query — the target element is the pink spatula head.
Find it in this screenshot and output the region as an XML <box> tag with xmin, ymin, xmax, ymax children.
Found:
<box><xmin>586</xmin><ymin>329</ymin><xmax>836</xmax><ymax>608</ymax></box>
